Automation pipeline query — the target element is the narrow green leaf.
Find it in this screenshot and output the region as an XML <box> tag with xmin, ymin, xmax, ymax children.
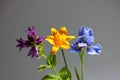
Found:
<box><xmin>47</xmin><ymin>52</ymin><xmax>57</xmax><ymax>67</ymax></box>
<box><xmin>74</xmin><ymin>66</ymin><xmax>80</xmax><ymax>80</ymax></box>
<box><xmin>37</xmin><ymin>65</ymin><xmax>51</xmax><ymax>72</ymax></box>
<box><xmin>41</xmin><ymin>73</ymin><xmax>59</xmax><ymax>80</ymax></box>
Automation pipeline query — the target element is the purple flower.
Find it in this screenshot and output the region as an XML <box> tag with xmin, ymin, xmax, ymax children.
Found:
<box><xmin>27</xmin><ymin>47</ymin><xmax>39</xmax><ymax>58</ymax></box>
<box><xmin>27</xmin><ymin>26</ymin><xmax>37</xmax><ymax>40</ymax></box>
<box><xmin>16</xmin><ymin>26</ymin><xmax>44</xmax><ymax>58</ymax></box>
<box><xmin>16</xmin><ymin>38</ymin><xmax>27</xmax><ymax>51</ymax></box>
<box><xmin>70</xmin><ymin>26</ymin><xmax>102</xmax><ymax>55</ymax></box>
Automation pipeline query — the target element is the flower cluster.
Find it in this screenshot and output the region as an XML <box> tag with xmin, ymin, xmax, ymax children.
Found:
<box><xmin>16</xmin><ymin>26</ymin><xmax>44</xmax><ymax>58</ymax></box>
<box><xmin>16</xmin><ymin>25</ymin><xmax>102</xmax><ymax>80</ymax></box>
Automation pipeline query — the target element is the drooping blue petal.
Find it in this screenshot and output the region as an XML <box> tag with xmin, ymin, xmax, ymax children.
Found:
<box><xmin>87</xmin><ymin>44</ymin><xmax>102</xmax><ymax>55</ymax></box>
<box><xmin>78</xmin><ymin>26</ymin><xmax>94</xmax><ymax>37</ymax></box>
<box><xmin>85</xmin><ymin>36</ymin><xmax>94</xmax><ymax>45</ymax></box>
<box><xmin>70</xmin><ymin>44</ymin><xmax>81</xmax><ymax>53</ymax></box>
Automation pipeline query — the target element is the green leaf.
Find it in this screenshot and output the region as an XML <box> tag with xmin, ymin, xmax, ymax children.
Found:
<box><xmin>38</xmin><ymin>42</ymin><xmax>44</xmax><ymax>49</ymax></box>
<box><xmin>47</xmin><ymin>52</ymin><xmax>57</xmax><ymax>67</ymax></box>
<box><xmin>37</xmin><ymin>42</ymin><xmax>46</xmax><ymax>58</ymax></box>
<box><xmin>38</xmin><ymin>50</ymin><xmax>44</xmax><ymax>58</ymax></box>
<box><xmin>37</xmin><ymin>65</ymin><xmax>51</xmax><ymax>72</ymax></box>
<box><xmin>74</xmin><ymin>66</ymin><xmax>80</xmax><ymax>80</ymax></box>
<box><xmin>41</xmin><ymin>73</ymin><xmax>59</xmax><ymax>80</ymax></box>
<box><xmin>59</xmin><ymin>66</ymin><xmax>71</xmax><ymax>80</ymax></box>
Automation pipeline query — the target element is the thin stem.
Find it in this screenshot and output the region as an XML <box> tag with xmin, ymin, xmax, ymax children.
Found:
<box><xmin>61</xmin><ymin>49</ymin><xmax>71</xmax><ymax>80</ymax></box>
<box><xmin>42</xmin><ymin>52</ymin><xmax>62</xmax><ymax>80</ymax></box>
<box><xmin>81</xmin><ymin>54</ymin><xmax>84</xmax><ymax>80</ymax></box>
<box><xmin>52</xmin><ymin>66</ymin><xmax>58</xmax><ymax>75</ymax></box>
<box><xmin>43</xmin><ymin>54</ymin><xmax>47</xmax><ymax>60</ymax></box>
<box><xmin>61</xmin><ymin>49</ymin><xmax>68</xmax><ymax>68</ymax></box>
<box><xmin>40</xmin><ymin>50</ymin><xmax>47</xmax><ymax>60</ymax></box>
<box><xmin>52</xmin><ymin>66</ymin><xmax>62</xmax><ymax>80</ymax></box>
<box><xmin>79</xmin><ymin>48</ymin><xmax>85</xmax><ymax>80</ymax></box>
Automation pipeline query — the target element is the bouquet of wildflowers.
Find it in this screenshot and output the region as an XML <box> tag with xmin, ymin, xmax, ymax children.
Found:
<box><xmin>16</xmin><ymin>26</ymin><xmax>102</xmax><ymax>80</ymax></box>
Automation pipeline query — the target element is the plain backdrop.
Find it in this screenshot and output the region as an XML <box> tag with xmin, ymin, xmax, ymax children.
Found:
<box><xmin>0</xmin><ymin>0</ymin><xmax>120</xmax><ymax>80</ymax></box>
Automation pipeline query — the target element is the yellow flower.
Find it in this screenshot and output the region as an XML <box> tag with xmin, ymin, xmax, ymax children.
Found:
<box><xmin>45</xmin><ymin>26</ymin><xmax>76</xmax><ymax>55</ymax></box>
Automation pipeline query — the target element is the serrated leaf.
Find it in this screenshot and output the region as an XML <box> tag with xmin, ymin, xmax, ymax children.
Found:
<box><xmin>37</xmin><ymin>65</ymin><xmax>51</xmax><ymax>72</ymax></box>
<box><xmin>74</xmin><ymin>66</ymin><xmax>80</xmax><ymax>80</ymax></box>
<box><xmin>41</xmin><ymin>73</ymin><xmax>59</xmax><ymax>80</ymax></box>
<box><xmin>59</xmin><ymin>66</ymin><xmax>71</xmax><ymax>80</ymax></box>
<box><xmin>47</xmin><ymin>52</ymin><xmax>57</xmax><ymax>67</ymax></box>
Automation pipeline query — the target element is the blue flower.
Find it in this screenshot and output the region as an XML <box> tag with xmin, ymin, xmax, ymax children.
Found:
<box><xmin>70</xmin><ymin>26</ymin><xmax>102</xmax><ymax>55</ymax></box>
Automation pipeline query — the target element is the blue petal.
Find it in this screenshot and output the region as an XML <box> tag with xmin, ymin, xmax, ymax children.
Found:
<box><xmin>87</xmin><ymin>44</ymin><xmax>102</xmax><ymax>55</ymax></box>
<box><xmin>78</xmin><ymin>26</ymin><xmax>94</xmax><ymax>37</ymax></box>
<box><xmin>77</xmin><ymin>37</ymin><xmax>87</xmax><ymax>47</ymax></box>
<box><xmin>77</xmin><ymin>36</ymin><xmax>94</xmax><ymax>46</ymax></box>
<box><xmin>70</xmin><ymin>44</ymin><xmax>81</xmax><ymax>53</ymax></box>
<box><xmin>85</xmin><ymin>36</ymin><xmax>94</xmax><ymax>45</ymax></box>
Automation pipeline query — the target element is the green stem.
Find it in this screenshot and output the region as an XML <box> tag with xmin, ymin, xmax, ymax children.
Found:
<box><xmin>61</xmin><ymin>49</ymin><xmax>71</xmax><ymax>80</ymax></box>
<box><xmin>52</xmin><ymin>66</ymin><xmax>62</xmax><ymax>80</ymax></box>
<box><xmin>81</xmin><ymin>54</ymin><xmax>84</xmax><ymax>80</ymax></box>
<box><xmin>61</xmin><ymin>49</ymin><xmax>68</xmax><ymax>68</ymax></box>
<box><xmin>40</xmin><ymin>50</ymin><xmax>47</xmax><ymax>60</ymax></box>
<box><xmin>79</xmin><ymin>48</ymin><xmax>85</xmax><ymax>80</ymax></box>
<box><xmin>52</xmin><ymin>66</ymin><xmax>58</xmax><ymax>74</ymax></box>
<box><xmin>43</xmin><ymin>54</ymin><xmax>47</xmax><ymax>60</ymax></box>
<box><xmin>43</xmin><ymin>53</ymin><xmax>62</xmax><ymax>80</ymax></box>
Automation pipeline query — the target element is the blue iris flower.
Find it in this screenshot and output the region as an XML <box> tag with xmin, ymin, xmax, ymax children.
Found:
<box><xmin>70</xmin><ymin>26</ymin><xmax>102</xmax><ymax>55</ymax></box>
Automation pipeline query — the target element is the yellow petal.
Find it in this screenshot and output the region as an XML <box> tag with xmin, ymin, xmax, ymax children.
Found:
<box><xmin>45</xmin><ymin>36</ymin><xmax>55</xmax><ymax>45</ymax></box>
<box><xmin>45</xmin><ymin>36</ymin><xmax>54</xmax><ymax>39</ymax></box>
<box><xmin>51</xmin><ymin>28</ymin><xmax>58</xmax><ymax>36</ymax></box>
<box><xmin>60</xmin><ymin>44</ymin><xmax>70</xmax><ymax>49</ymax></box>
<box><xmin>52</xmin><ymin>46</ymin><xmax>59</xmax><ymax>55</ymax></box>
<box><xmin>63</xmin><ymin>40</ymin><xmax>69</xmax><ymax>45</ymax></box>
<box><xmin>59</xmin><ymin>26</ymin><xmax>68</xmax><ymax>35</ymax></box>
<box><xmin>66</xmin><ymin>36</ymin><xmax>76</xmax><ymax>41</ymax></box>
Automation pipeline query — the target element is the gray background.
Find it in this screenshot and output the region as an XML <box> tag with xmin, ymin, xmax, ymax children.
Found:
<box><xmin>0</xmin><ymin>0</ymin><xmax>120</xmax><ymax>80</ymax></box>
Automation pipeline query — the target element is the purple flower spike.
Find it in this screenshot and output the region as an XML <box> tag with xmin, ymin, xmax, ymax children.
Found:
<box><xmin>16</xmin><ymin>38</ymin><xmax>26</xmax><ymax>51</ymax></box>
<box><xmin>16</xmin><ymin>26</ymin><xmax>44</xmax><ymax>58</ymax></box>
<box><xmin>36</xmin><ymin>37</ymin><xmax>44</xmax><ymax>45</ymax></box>
<box><xmin>27</xmin><ymin>47</ymin><xmax>39</xmax><ymax>58</ymax></box>
<box><xmin>27</xmin><ymin>26</ymin><xmax>37</xmax><ymax>40</ymax></box>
